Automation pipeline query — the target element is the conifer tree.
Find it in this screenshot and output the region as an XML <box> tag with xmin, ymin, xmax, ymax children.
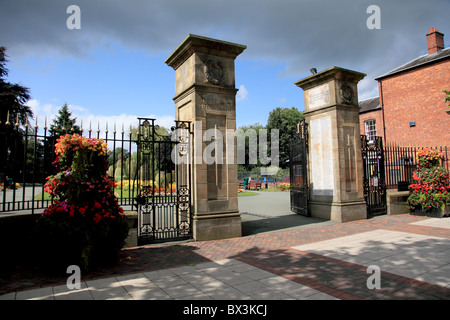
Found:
<box><xmin>0</xmin><ymin>46</ymin><xmax>32</xmax><ymax>127</ymax></box>
<box><xmin>49</xmin><ymin>103</ymin><xmax>81</xmax><ymax>139</ymax></box>
<box><xmin>0</xmin><ymin>46</ymin><xmax>33</xmax><ymax>183</ymax></box>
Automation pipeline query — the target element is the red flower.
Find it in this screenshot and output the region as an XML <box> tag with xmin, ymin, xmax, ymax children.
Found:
<box><xmin>94</xmin><ymin>202</ymin><xmax>102</xmax><ymax>209</ymax></box>
<box><xmin>79</xmin><ymin>207</ymin><xmax>86</xmax><ymax>215</ymax></box>
<box><xmin>93</xmin><ymin>213</ymin><xmax>102</xmax><ymax>223</ymax></box>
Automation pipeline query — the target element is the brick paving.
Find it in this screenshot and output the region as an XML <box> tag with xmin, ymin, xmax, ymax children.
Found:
<box><xmin>1</xmin><ymin>213</ymin><xmax>450</xmax><ymax>299</ymax></box>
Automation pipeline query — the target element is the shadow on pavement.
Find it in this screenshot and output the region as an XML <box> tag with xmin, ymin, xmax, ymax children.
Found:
<box><xmin>238</xmin><ymin>191</ymin><xmax>336</xmax><ymax>236</ymax></box>
<box><xmin>240</xmin><ymin>211</ymin><xmax>335</xmax><ymax>236</ymax></box>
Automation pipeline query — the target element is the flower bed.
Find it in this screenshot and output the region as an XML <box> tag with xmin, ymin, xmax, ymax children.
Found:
<box><xmin>34</xmin><ymin>134</ymin><xmax>129</xmax><ymax>273</ymax></box>
<box><xmin>277</xmin><ymin>182</ymin><xmax>290</xmax><ymax>191</ymax></box>
<box><xmin>407</xmin><ymin>149</ymin><xmax>450</xmax><ymax>217</ymax></box>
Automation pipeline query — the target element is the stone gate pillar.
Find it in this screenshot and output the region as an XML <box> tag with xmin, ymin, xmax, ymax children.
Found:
<box><xmin>295</xmin><ymin>67</ymin><xmax>367</xmax><ymax>222</ymax></box>
<box><xmin>166</xmin><ymin>34</ymin><xmax>246</xmax><ymax>240</ymax></box>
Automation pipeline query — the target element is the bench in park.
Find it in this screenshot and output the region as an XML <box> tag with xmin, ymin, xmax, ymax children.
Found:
<box><xmin>248</xmin><ymin>180</ymin><xmax>262</xmax><ymax>190</ymax></box>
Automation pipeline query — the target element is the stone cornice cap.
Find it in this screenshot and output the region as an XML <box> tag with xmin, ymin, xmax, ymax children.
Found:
<box><xmin>165</xmin><ymin>34</ymin><xmax>247</xmax><ymax>70</ymax></box>
<box><xmin>295</xmin><ymin>66</ymin><xmax>366</xmax><ymax>90</ymax></box>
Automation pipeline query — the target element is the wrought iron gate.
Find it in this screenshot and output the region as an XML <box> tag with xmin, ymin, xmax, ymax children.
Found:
<box><xmin>361</xmin><ymin>135</ymin><xmax>387</xmax><ymax>217</ymax></box>
<box><xmin>135</xmin><ymin>118</ymin><xmax>192</xmax><ymax>245</ymax></box>
<box><xmin>289</xmin><ymin>120</ymin><xmax>309</xmax><ymax>216</ymax></box>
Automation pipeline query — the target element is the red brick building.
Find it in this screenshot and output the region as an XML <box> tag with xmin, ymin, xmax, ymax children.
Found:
<box><xmin>360</xmin><ymin>28</ymin><xmax>450</xmax><ymax>147</ymax></box>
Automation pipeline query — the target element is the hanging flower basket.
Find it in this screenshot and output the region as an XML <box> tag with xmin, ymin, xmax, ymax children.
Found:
<box><xmin>34</xmin><ymin>134</ymin><xmax>129</xmax><ymax>273</ymax></box>
<box><xmin>407</xmin><ymin>149</ymin><xmax>450</xmax><ymax>218</ymax></box>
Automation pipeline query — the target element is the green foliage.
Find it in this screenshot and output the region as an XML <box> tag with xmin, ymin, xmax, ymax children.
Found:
<box><xmin>237</xmin><ymin>107</ymin><xmax>304</xmax><ymax>171</ymax></box>
<box><xmin>106</xmin><ymin>125</ymin><xmax>173</xmax><ymax>181</ymax></box>
<box><xmin>444</xmin><ymin>89</ymin><xmax>450</xmax><ymax>108</ymax></box>
<box><xmin>266</xmin><ymin>107</ymin><xmax>304</xmax><ymax>168</ymax></box>
<box><xmin>407</xmin><ymin>149</ymin><xmax>450</xmax><ymax>212</ymax></box>
<box><xmin>0</xmin><ymin>46</ymin><xmax>32</xmax><ymax>127</ymax></box>
<box><xmin>0</xmin><ymin>47</ymin><xmax>34</xmax><ymax>179</ymax></box>
<box><xmin>237</xmin><ymin>122</ymin><xmax>265</xmax><ymax>171</ymax></box>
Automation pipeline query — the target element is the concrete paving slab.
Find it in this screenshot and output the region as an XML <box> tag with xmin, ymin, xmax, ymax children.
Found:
<box><xmin>54</xmin><ymin>287</ymin><xmax>93</xmax><ymax>300</ymax></box>
<box><xmin>162</xmin><ymin>283</ymin><xmax>204</xmax><ymax>299</ymax></box>
<box><xmin>15</xmin><ymin>286</ymin><xmax>54</xmax><ymax>300</ymax></box>
<box><xmin>1</xmin><ymin>258</ymin><xmax>337</xmax><ymax>300</ymax></box>
<box><xmin>411</xmin><ymin>217</ymin><xmax>450</xmax><ymax>229</ymax></box>
<box><xmin>292</xmin><ymin>229</ymin><xmax>450</xmax><ymax>288</ymax></box>
<box><xmin>143</xmin><ymin>269</ymin><xmax>176</xmax><ymax>280</ymax></box>
<box><xmin>152</xmin><ymin>275</ymin><xmax>189</xmax><ymax>289</ymax></box>
<box><xmin>0</xmin><ymin>292</ymin><xmax>16</xmax><ymax>300</ymax></box>
<box><xmin>127</xmin><ymin>287</ymin><xmax>172</xmax><ymax>300</ymax></box>
<box><xmin>89</xmin><ymin>286</ymin><xmax>133</xmax><ymax>300</ymax></box>
<box><xmin>85</xmin><ymin>277</ymin><xmax>121</xmax><ymax>289</ymax></box>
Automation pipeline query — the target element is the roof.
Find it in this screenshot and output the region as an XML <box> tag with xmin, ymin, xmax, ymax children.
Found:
<box><xmin>359</xmin><ymin>97</ymin><xmax>380</xmax><ymax>114</ymax></box>
<box><xmin>375</xmin><ymin>47</ymin><xmax>450</xmax><ymax>80</ymax></box>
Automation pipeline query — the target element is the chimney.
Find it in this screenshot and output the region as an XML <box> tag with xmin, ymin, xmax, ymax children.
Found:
<box><xmin>426</xmin><ymin>28</ymin><xmax>444</xmax><ymax>54</ymax></box>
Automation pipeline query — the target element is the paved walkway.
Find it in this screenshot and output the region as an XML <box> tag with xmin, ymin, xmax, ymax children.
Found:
<box><xmin>239</xmin><ymin>191</ymin><xmax>336</xmax><ymax>236</ymax></box>
<box><xmin>1</xmin><ymin>212</ymin><xmax>450</xmax><ymax>300</ymax></box>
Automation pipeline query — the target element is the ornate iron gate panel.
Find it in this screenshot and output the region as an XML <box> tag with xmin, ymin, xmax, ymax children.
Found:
<box><xmin>361</xmin><ymin>135</ymin><xmax>387</xmax><ymax>217</ymax></box>
<box><xmin>135</xmin><ymin>118</ymin><xmax>192</xmax><ymax>245</ymax></box>
<box><xmin>289</xmin><ymin>120</ymin><xmax>309</xmax><ymax>216</ymax></box>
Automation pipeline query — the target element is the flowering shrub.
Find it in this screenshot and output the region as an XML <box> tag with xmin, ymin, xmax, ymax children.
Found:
<box><xmin>416</xmin><ymin>149</ymin><xmax>445</xmax><ymax>169</ymax></box>
<box><xmin>35</xmin><ymin>134</ymin><xmax>129</xmax><ymax>273</ymax></box>
<box><xmin>278</xmin><ymin>182</ymin><xmax>290</xmax><ymax>191</ymax></box>
<box><xmin>53</xmin><ymin>134</ymin><xmax>107</xmax><ymax>171</ymax></box>
<box><xmin>407</xmin><ymin>149</ymin><xmax>450</xmax><ymax>212</ymax></box>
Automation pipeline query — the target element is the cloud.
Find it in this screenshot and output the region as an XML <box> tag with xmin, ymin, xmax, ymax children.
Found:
<box><xmin>69</xmin><ymin>104</ymin><xmax>89</xmax><ymax>113</ymax></box>
<box><xmin>27</xmin><ymin>99</ymin><xmax>175</xmax><ymax>137</ymax></box>
<box><xmin>3</xmin><ymin>0</ymin><xmax>449</xmax><ymax>99</ymax></box>
<box><xmin>27</xmin><ymin>99</ymin><xmax>59</xmax><ymax>124</ymax></box>
<box><xmin>237</xmin><ymin>85</ymin><xmax>248</xmax><ymax>101</ymax></box>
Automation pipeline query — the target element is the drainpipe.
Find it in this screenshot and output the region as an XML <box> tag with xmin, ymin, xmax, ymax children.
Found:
<box><xmin>378</xmin><ymin>80</ymin><xmax>387</xmax><ymax>144</ymax></box>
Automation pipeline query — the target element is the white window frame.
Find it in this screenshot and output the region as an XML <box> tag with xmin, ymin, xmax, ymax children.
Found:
<box><xmin>364</xmin><ymin>119</ymin><xmax>377</xmax><ymax>142</ymax></box>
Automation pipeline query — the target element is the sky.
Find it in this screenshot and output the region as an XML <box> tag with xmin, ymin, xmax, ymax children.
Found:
<box><xmin>1</xmin><ymin>0</ymin><xmax>449</xmax><ymax>134</ymax></box>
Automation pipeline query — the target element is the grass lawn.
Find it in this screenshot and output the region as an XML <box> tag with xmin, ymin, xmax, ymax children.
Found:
<box><xmin>36</xmin><ymin>188</ymin><xmax>260</xmax><ymax>201</ymax></box>
<box><xmin>238</xmin><ymin>191</ymin><xmax>259</xmax><ymax>197</ymax></box>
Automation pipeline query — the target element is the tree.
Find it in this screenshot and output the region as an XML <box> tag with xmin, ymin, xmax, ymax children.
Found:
<box><xmin>266</xmin><ymin>107</ymin><xmax>304</xmax><ymax>168</ymax></box>
<box><xmin>0</xmin><ymin>46</ymin><xmax>33</xmax><ymax>185</ymax></box>
<box><xmin>107</xmin><ymin>147</ymin><xmax>131</xmax><ymax>181</ymax></box>
<box><xmin>108</xmin><ymin>125</ymin><xmax>175</xmax><ymax>185</ymax></box>
<box><xmin>49</xmin><ymin>103</ymin><xmax>81</xmax><ymax>138</ymax></box>
<box><xmin>0</xmin><ymin>46</ymin><xmax>33</xmax><ymax>126</ymax></box>
<box><xmin>107</xmin><ymin>147</ymin><xmax>131</xmax><ymax>166</ymax></box>
<box><xmin>236</xmin><ymin>122</ymin><xmax>265</xmax><ymax>172</ymax></box>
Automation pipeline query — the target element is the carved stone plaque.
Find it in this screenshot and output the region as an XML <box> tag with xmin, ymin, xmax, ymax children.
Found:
<box><xmin>339</xmin><ymin>82</ymin><xmax>354</xmax><ymax>105</ymax></box>
<box><xmin>204</xmin><ymin>59</ymin><xmax>226</xmax><ymax>86</ymax></box>
<box><xmin>310</xmin><ymin>116</ymin><xmax>334</xmax><ymax>196</ymax></box>
<box><xmin>308</xmin><ymin>83</ymin><xmax>330</xmax><ymax>110</ymax></box>
<box><xmin>200</xmin><ymin>94</ymin><xmax>234</xmax><ymax>113</ymax></box>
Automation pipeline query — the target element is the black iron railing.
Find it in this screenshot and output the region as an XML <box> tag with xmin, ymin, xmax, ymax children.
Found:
<box><xmin>384</xmin><ymin>144</ymin><xmax>449</xmax><ymax>189</ymax></box>
<box><xmin>1</xmin><ymin>119</ymin><xmax>141</xmax><ymax>214</ymax></box>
